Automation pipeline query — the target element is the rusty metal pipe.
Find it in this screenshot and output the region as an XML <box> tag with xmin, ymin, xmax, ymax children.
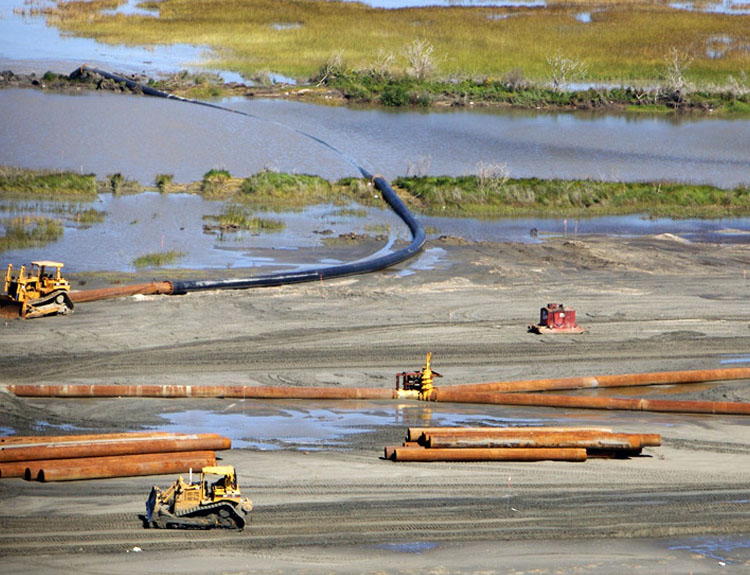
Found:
<box><xmin>391</xmin><ymin>446</ymin><xmax>587</xmax><ymax>462</ymax></box>
<box><xmin>8</xmin><ymin>384</ymin><xmax>394</xmax><ymax>400</ymax></box>
<box><xmin>0</xmin><ymin>461</ymin><xmax>31</xmax><ymax>478</ymax></box>
<box><xmin>405</xmin><ymin>426</ymin><xmax>613</xmax><ymax>442</ymax></box>
<box><xmin>68</xmin><ymin>282</ymin><xmax>174</xmax><ymax>303</ymax></box>
<box><xmin>421</xmin><ymin>430</ymin><xmax>661</xmax><ymax>447</ymax></box>
<box><xmin>425</xmin><ymin>432</ymin><xmax>655</xmax><ymax>450</ymax></box>
<box><xmin>432</xmin><ymin>389</ymin><xmax>750</xmax><ymax>415</ymax></box>
<box><xmin>0</xmin><ymin>432</ymin><xmax>176</xmax><ymax>445</ymax></box>
<box><xmin>0</xmin><ymin>435</ymin><xmax>230</xmax><ymax>463</ymax></box>
<box><xmin>448</xmin><ymin>367</ymin><xmax>750</xmax><ymax>394</ymax></box>
<box><xmin>28</xmin><ymin>451</ymin><xmax>217</xmax><ymax>482</ymax></box>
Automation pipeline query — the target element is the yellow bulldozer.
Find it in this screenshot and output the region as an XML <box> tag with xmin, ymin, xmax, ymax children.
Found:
<box><xmin>1</xmin><ymin>261</ymin><xmax>74</xmax><ymax>318</ymax></box>
<box><xmin>145</xmin><ymin>465</ymin><xmax>253</xmax><ymax>530</ymax></box>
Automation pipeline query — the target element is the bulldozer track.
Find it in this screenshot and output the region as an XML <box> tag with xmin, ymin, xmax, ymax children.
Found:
<box><xmin>3</xmin><ymin>333</ymin><xmax>749</xmax><ymax>384</ymax></box>
<box><xmin>2</xmin><ymin>483</ymin><xmax>749</xmax><ymax>555</ymax></box>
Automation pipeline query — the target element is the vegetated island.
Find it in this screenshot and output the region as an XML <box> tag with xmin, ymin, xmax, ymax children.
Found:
<box><xmin>1</xmin><ymin>62</ymin><xmax>748</xmax><ymax>116</ymax></box>
<box><xmin>2</xmin><ymin>167</ymin><xmax>750</xmax><ymax>222</ymax></box>
<box><xmin>6</xmin><ymin>0</ymin><xmax>749</xmax><ymax>115</ymax></box>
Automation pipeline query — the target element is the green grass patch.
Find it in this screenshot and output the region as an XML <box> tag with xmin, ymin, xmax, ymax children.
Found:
<box><xmin>238</xmin><ymin>171</ymin><xmax>336</xmax><ymax>206</ymax></box>
<box><xmin>0</xmin><ymin>167</ymin><xmax>97</xmax><ymax>199</ymax></box>
<box><xmin>73</xmin><ymin>208</ymin><xmax>107</xmax><ymax>225</ymax></box>
<box><xmin>393</xmin><ymin>176</ymin><xmax>750</xmax><ymax>218</ymax></box>
<box><xmin>203</xmin><ymin>204</ymin><xmax>285</xmax><ymax>232</ymax></box>
<box><xmin>0</xmin><ymin>215</ymin><xmax>64</xmax><ymax>251</ymax></box>
<box><xmin>132</xmin><ymin>250</ymin><xmax>185</xmax><ymax>268</ymax></box>
<box><xmin>100</xmin><ymin>173</ymin><xmax>144</xmax><ymax>195</ymax></box>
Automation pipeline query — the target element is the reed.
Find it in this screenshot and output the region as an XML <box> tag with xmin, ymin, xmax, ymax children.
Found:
<box><xmin>131</xmin><ymin>250</ymin><xmax>185</xmax><ymax>268</ymax></box>
<box><xmin>204</xmin><ymin>204</ymin><xmax>285</xmax><ymax>232</ymax></box>
<box><xmin>394</xmin><ymin>176</ymin><xmax>750</xmax><ymax>218</ymax></box>
<box><xmin>0</xmin><ymin>215</ymin><xmax>64</xmax><ymax>251</ymax></box>
<box><xmin>0</xmin><ymin>167</ymin><xmax>97</xmax><ymax>199</ymax></box>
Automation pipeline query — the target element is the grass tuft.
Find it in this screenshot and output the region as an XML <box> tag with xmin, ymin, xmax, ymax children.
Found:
<box><xmin>132</xmin><ymin>250</ymin><xmax>185</xmax><ymax>268</ymax></box>
<box><xmin>0</xmin><ymin>215</ymin><xmax>64</xmax><ymax>251</ymax></box>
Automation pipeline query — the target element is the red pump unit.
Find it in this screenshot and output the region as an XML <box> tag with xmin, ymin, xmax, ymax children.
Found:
<box><xmin>528</xmin><ymin>303</ymin><xmax>584</xmax><ymax>334</ymax></box>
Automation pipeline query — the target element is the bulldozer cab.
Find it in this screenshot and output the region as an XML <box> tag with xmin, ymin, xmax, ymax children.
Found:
<box><xmin>201</xmin><ymin>466</ymin><xmax>240</xmax><ymax>501</ymax></box>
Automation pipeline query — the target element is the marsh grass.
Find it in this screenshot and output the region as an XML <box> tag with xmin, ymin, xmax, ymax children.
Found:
<box><xmin>48</xmin><ymin>1</ymin><xmax>750</xmax><ymax>87</ymax></box>
<box><xmin>332</xmin><ymin>207</ymin><xmax>368</xmax><ymax>218</ymax></box>
<box><xmin>0</xmin><ymin>167</ymin><xmax>97</xmax><ymax>199</ymax></box>
<box><xmin>102</xmin><ymin>173</ymin><xmax>143</xmax><ymax>195</ymax></box>
<box><xmin>204</xmin><ymin>204</ymin><xmax>285</xmax><ymax>232</ymax></box>
<box><xmin>0</xmin><ymin>215</ymin><xmax>63</xmax><ymax>251</ymax></box>
<box><xmin>238</xmin><ymin>172</ymin><xmax>335</xmax><ymax>206</ymax></box>
<box><xmin>132</xmin><ymin>250</ymin><xmax>185</xmax><ymax>268</ymax></box>
<box><xmin>394</xmin><ymin>176</ymin><xmax>750</xmax><ymax>218</ymax></box>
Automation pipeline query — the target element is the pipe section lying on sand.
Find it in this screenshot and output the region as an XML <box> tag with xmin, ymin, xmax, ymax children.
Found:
<box><xmin>0</xmin><ymin>432</ymin><xmax>174</xmax><ymax>445</ymax></box>
<box><xmin>423</xmin><ymin>431</ymin><xmax>660</xmax><ymax>450</ymax></box>
<box><xmin>27</xmin><ymin>451</ymin><xmax>217</xmax><ymax>482</ymax></box>
<box><xmin>431</xmin><ymin>388</ymin><xmax>750</xmax><ymax>415</ymax></box>
<box><xmin>389</xmin><ymin>446</ymin><xmax>587</xmax><ymax>462</ymax></box>
<box><xmin>405</xmin><ymin>426</ymin><xmax>614</xmax><ymax>442</ymax></box>
<box><xmin>0</xmin><ymin>434</ymin><xmax>230</xmax><ymax>463</ymax></box>
<box><xmin>8</xmin><ymin>384</ymin><xmax>393</xmax><ymax>400</ymax></box>
<box><xmin>448</xmin><ymin>367</ymin><xmax>750</xmax><ymax>394</ymax></box>
<box><xmin>69</xmin><ymin>282</ymin><xmax>174</xmax><ymax>303</ymax></box>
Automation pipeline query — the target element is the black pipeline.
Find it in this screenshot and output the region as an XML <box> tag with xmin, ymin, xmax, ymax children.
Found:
<box><xmin>78</xmin><ymin>66</ymin><xmax>425</xmax><ymax>295</ymax></box>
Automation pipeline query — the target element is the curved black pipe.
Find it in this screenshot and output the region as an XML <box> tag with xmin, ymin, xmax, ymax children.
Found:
<box><xmin>82</xmin><ymin>66</ymin><xmax>425</xmax><ymax>293</ymax></box>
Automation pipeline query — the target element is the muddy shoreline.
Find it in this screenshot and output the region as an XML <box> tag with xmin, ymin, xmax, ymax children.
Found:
<box><xmin>2</xmin><ymin>235</ymin><xmax>750</xmax><ymax>572</ymax></box>
<box><xmin>0</xmin><ymin>67</ymin><xmax>726</xmax><ymax>116</ymax></box>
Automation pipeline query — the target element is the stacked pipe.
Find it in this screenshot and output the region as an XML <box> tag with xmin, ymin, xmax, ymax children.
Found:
<box><xmin>0</xmin><ymin>432</ymin><xmax>229</xmax><ymax>481</ymax></box>
<box><xmin>385</xmin><ymin>426</ymin><xmax>661</xmax><ymax>462</ymax></box>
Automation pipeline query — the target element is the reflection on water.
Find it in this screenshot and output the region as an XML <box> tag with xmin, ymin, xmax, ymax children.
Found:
<box><xmin>0</xmin><ymin>193</ymin><xmax>407</xmax><ymax>272</ymax></box>
<box><xmin>669</xmin><ymin>535</ymin><xmax>750</xmax><ymax>564</ymax></box>
<box><xmin>152</xmin><ymin>402</ymin><xmax>553</xmax><ymax>450</ymax></box>
<box><xmin>2</xmin><ymin>89</ymin><xmax>749</xmax><ymax>190</ymax></box>
<box><xmin>0</xmin><ymin>0</ymin><xmax>209</xmax><ymax>75</ymax></box>
<box><xmin>3</xmin><ymin>191</ymin><xmax>750</xmax><ymax>272</ymax></box>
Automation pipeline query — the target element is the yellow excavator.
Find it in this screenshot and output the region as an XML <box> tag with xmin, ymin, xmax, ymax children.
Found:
<box><xmin>1</xmin><ymin>261</ymin><xmax>74</xmax><ymax>318</ymax></box>
<box><xmin>145</xmin><ymin>465</ymin><xmax>253</xmax><ymax>530</ymax></box>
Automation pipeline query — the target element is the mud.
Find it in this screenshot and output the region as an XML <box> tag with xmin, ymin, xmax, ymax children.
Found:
<box><xmin>1</xmin><ymin>235</ymin><xmax>750</xmax><ymax>573</ymax></box>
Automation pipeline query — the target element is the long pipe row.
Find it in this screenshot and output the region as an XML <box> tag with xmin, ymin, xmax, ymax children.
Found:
<box><xmin>8</xmin><ymin>384</ymin><xmax>393</xmax><ymax>400</ymax></box>
<box><xmin>442</xmin><ymin>367</ymin><xmax>750</xmax><ymax>394</ymax></box>
<box><xmin>429</xmin><ymin>388</ymin><xmax>750</xmax><ymax>415</ymax></box>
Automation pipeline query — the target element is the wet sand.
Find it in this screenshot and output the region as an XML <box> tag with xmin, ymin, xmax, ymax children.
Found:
<box><xmin>1</xmin><ymin>235</ymin><xmax>750</xmax><ymax>573</ymax></box>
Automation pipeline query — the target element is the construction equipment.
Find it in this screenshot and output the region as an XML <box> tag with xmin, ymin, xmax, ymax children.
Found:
<box><xmin>1</xmin><ymin>261</ymin><xmax>74</xmax><ymax>318</ymax></box>
<box><xmin>145</xmin><ymin>465</ymin><xmax>252</xmax><ymax>530</ymax></box>
<box><xmin>396</xmin><ymin>352</ymin><xmax>442</xmax><ymax>400</ymax></box>
<box><xmin>528</xmin><ymin>303</ymin><xmax>583</xmax><ymax>334</ymax></box>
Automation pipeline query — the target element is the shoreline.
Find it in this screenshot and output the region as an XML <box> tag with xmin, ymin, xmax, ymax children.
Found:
<box><xmin>2</xmin><ymin>67</ymin><xmax>748</xmax><ymax>118</ymax></box>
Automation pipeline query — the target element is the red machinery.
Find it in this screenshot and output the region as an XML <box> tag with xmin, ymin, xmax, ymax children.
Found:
<box><xmin>528</xmin><ymin>303</ymin><xmax>584</xmax><ymax>334</ymax></box>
